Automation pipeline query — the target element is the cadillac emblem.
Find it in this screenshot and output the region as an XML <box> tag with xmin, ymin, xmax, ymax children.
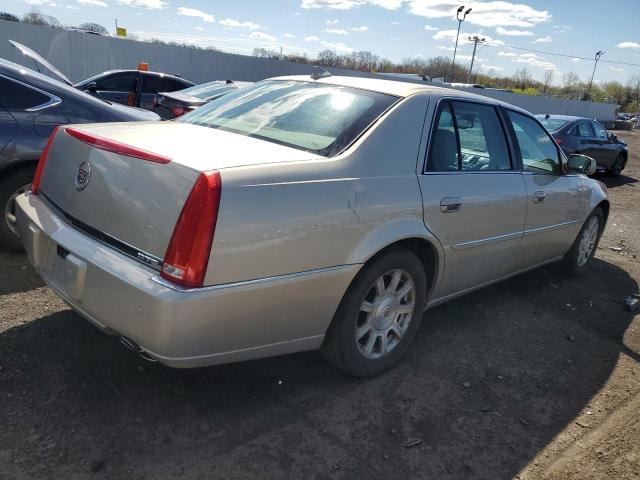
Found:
<box><xmin>75</xmin><ymin>161</ymin><xmax>91</xmax><ymax>191</ymax></box>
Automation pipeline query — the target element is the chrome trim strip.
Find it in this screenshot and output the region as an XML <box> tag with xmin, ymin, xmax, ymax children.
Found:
<box><xmin>524</xmin><ymin>220</ymin><xmax>579</xmax><ymax>236</ymax></box>
<box><xmin>0</xmin><ymin>72</ymin><xmax>62</xmax><ymax>112</ymax></box>
<box><xmin>452</xmin><ymin>230</ymin><xmax>523</xmax><ymax>250</ymax></box>
<box><xmin>151</xmin><ymin>264</ymin><xmax>356</xmax><ymax>293</ymax></box>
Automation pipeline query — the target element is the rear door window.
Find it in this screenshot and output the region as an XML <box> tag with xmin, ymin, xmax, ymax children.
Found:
<box><xmin>142</xmin><ymin>75</ymin><xmax>185</xmax><ymax>94</ymax></box>
<box><xmin>96</xmin><ymin>73</ymin><xmax>137</xmax><ymax>92</ymax></box>
<box><xmin>0</xmin><ymin>76</ymin><xmax>51</xmax><ymax>110</ymax></box>
<box><xmin>576</xmin><ymin>122</ymin><xmax>594</xmax><ymax>137</ymax></box>
<box><xmin>507</xmin><ymin>110</ymin><xmax>561</xmax><ymax>175</ymax></box>
<box><xmin>427</xmin><ymin>100</ymin><xmax>511</xmax><ymax>171</ymax></box>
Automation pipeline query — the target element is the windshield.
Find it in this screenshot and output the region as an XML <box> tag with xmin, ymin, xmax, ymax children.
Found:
<box><xmin>177</xmin><ymin>82</ymin><xmax>238</xmax><ymax>100</ymax></box>
<box><xmin>538</xmin><ymin>117</ymin><xmax>570</xmax><ymax>132</ymax></box>
<box><xmin>178</xmin><ymin>80</ymin><xmax>399</xmax><ymax>156</ymax></box>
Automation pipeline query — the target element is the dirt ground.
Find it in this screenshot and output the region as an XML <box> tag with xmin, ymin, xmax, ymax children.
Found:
<box><xmin>1</xmin><ymin>130</ymin><xmax>639</xmax><ymax>480</ymax></box>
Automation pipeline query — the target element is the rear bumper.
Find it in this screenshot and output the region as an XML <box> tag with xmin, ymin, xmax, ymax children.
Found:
<box><xmin>15</xmin><ymin>193</ymin><xmax>358</xmax><ymax>368</ymax></box>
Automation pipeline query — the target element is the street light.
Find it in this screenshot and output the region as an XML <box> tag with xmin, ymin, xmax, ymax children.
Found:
<box><xmin>448</xmin><ymin>6</ymin><xmax>472</xmax><ymax>82</ymax></box>
<box><xmin>586</xmin><ymin>50</ymin><xmax>605</xmax><ymax>101</ymax></box>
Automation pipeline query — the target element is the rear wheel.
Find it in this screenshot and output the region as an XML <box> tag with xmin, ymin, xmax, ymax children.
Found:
<box><xmin>563</xmin><ymin>207</ymin><xmax>604</xmax><ymax>275</ymax></box>
<box><xmin>321</xmin><ymin>248</ymin><xmax>427</xmax><ymax>377</ymax></box>
<box><xmin>0</xmin><ymin>167</ymin><xmax>34</xmax><ymax>251</ymax></box>
<box><xmin>609</xmin><ymin>154</ymin><xmax>625</xmax><ymax>176</ymax></box>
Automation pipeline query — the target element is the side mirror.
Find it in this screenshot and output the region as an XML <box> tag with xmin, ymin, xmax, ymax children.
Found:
<box><xmin>609</xmin><ymin>133</ymin><xmax>617</xmax><ymax>142</ymax></box>
<box><xmin>85</xmin><ymin>81</ymin><xmax>97</xmax><ymax>92</ymax></box>
<box><xmin>567</xmin><ymin>154</ymin><xmax>597</xmax><ymax>176</ymax></box>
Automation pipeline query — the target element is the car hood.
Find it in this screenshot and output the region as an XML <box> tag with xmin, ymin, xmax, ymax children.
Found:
<box><xmin>8</xmin><ymin>39</ymin><xmax>73</xmax><ymax>86</ymax></box>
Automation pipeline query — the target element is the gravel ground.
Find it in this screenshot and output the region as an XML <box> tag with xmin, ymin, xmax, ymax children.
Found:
<box><xmin>1</xmin><ymin>130</ymin><xmax>639</xmax><ymax>480</ymax></box>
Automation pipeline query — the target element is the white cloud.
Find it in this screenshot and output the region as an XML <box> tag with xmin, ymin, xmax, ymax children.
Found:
<box><xmin>117</xmin><ymin>0</ymin><xmax>167</xmax><ymax>8</ymax></box>
<box><xmin>424</xmin><ymin>24</ymin><xmax>437</xmax><ymax>31</ymax></box>
<box><xmin>194</xmin><ymin>26</ymin><xmax>204</xmax><ymax>31</ymax></box>
<box><xmin>326</xmin><ymin>19</ymin><xmax>339</xmax><ymax>24</ymax></box>
<box><xmin>408</xmin><ymin>0</ymin><xmax>551</xmax><ymax>27</ymax></box>
<box><xmin>512</xmin><ymin>52</ymin><xmax>556</xmax><ymax>70</ymax></box>
<box><xmin>78</xmin><ymin>0</ymin><xmax>108</xmax><ymax>5</ymax></box>
<box><xmin>66</xmin><ymin>4</ymin><xmax>80</xmax><ymax>8</ymax></box>
<box><xmin>432</xmin><ymin>29</ymin><xmax>505</xmax><ymax>46</ymax></box>
<box><xmin>351</xmin><ymin>25</ymin><xmax>369</xmax><ymax>31</ymax></box>
<box><xmin>498</xmin><ymin>51</ymin><xmax>517</xmax><ymax>57</ymax></box>
<box><xmin>608</xmin><ymin>66</ymin><xmax>625</xmax><ymax>73</ymax></box>
<box><xmin>219</xmin><ymin>19</ymin><xmax>260</xmax><ymax>30</ymax></box>
<box><xmin>480</xmin><ymin>65</ymin><xmax>504</xmax><ymax>71</ymax></box>
<box><xmin>321</xmin><ymin>40</ymin><xmax>354</xmax><ymax>52</ymax></box>
<box><xmin>249</xmin><ymin>31</ymin><xmax>277</xmax><ymax>41</ymax></box>
<box><xmin>571</xmin><ymin>57</ymin><xmax>580</xmax><ymax>63</ymax></box>
<box><xmin>496</xmin><ymin>26</ymin><xmax>533</xmax><ymax>36</ymax></box>
<box><xmin>284</xmin><ymin>33</ymin><xmax>295</xmax><ymax>38</ymax></box>
<box><xmin>534</xmin><ymin>36</ymin><xmax>552</xmax><ymax>43</ymax></box>
<box><xmin>177</xmin><ymin>7</ymin><xmax>214</xmax><ymax>22</ymax></box>
<box><xmin>617</xmin><ymin>41</ymin><xmax>640</xmax><ymax>49</ymax></box>
<box><xmin>301</xmin><ymin>0</ymin><xmax>401</xmax><ymax>10</ymax></box>
<box><xmin>305</xmin><ymin>35</ymin><xmax>321</xmax><ymax>42</ymax></box>
<box><xmin>23</xmin><ymin>0</ymin><xmax>56</xmax><ymax>5</ymax></box>
<box><xmin>437</xmin><ymin>45</ymin><xmax>454</xmax><ymax>51</ymax></box>
<box><xmin>325</xmin><ymin>28</ymin><xmax>349</xmax><ymax>34</ymax></box>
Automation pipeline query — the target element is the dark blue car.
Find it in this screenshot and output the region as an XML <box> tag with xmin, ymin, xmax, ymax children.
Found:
<box><xmin>536</xmin><ymin>114</ymin><xmax>629</xmax><ymax>176</ymax></box>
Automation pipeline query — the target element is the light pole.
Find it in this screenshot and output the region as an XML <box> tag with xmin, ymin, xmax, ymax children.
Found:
<box><xmin>587</xmin><ymin>50</ymin><xmax>604</xmax><ymax>101</ymax></box>
<box><xmin>466</xmin><ymin>35</ymin><xmax>485</xmax><ymax>84</ymax></box>
<box><xmin>448</xmin><ymin>6</ymin><xmax>471</xmax><ymax>82</ymax></box>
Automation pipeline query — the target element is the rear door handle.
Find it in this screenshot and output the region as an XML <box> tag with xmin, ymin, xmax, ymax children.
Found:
<box><xmin>440</xmin><ymin>197</ymin><xmax>463</xmax><ymax>213</ymax></box>
<box><xmin>533</xmin><ymin>191</ymin><xmax>546</xmax><ymax>203</ymax></box>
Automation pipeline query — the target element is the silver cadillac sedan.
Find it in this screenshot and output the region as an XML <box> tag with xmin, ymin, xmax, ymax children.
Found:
<box><xmin>15</xmin><ymin>74</ymin><xmax>608</xmax><ymax>376</ymax></box>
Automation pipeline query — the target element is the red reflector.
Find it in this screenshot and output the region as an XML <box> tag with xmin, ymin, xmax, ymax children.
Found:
<box><xmin>161</xmin><ymin>171</ymin><xmax>222</xmax><ymax>288</ymax></box>
<box><xmin>554</xmin><ymin>137</ymin><xmax>563</xmax><ymax>145</ymax></box>
<box><xmin>65</xmin><ymin>127</ymin><xmax>171</xmax><ymax>164</ymax></box>
<box><xmin>32</xmin><ymin>126</ymin><xmax>61</xmax><ymax>194</ymax></box>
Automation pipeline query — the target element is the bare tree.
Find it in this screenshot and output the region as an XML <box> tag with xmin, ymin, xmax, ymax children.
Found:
<box><xmin>512</xmin><ymin>68</ymin><xmax>532</xmax><ymax>89</ymax></box>
<box><xmin>22</xmin><ymin>8</ymin><xmax>60</xmax><ymax>27</ymax></box>
<box><xmin>543</xmin><ymin>69</ymin><xmax>554</xmax><ymax>94</ymax></box>
<box><xmin>562</xmin><ymin>71</ymin><xmax>580</xmax><ymax>93</ymax></box>
<box><xmin>0</xmin><ymin>12</ymin><xmax>20</xmax><ymax>22</ymax></box>
<box><xmin>78</xmin><ymin>22</ymin><xmax>109</xmax><ymax>35</ymax></box>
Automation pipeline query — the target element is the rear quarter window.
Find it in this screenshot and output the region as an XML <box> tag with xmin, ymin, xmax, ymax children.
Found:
<box><xmin>0</xmin><ymin>76</ymin><xmax>51</xmax><ymax>110</ymax></box>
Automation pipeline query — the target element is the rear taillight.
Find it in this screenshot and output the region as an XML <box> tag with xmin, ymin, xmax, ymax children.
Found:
<box><xmin>65</xmin><ymin>127</ymin><xmax>171</xmax><ymax>164</ymax></box>
<box><xmin>32</xmin><ymin>126</ymin><xmax>60</xmax><ymax>194</ymax></box>
<box><xmin>161</xmin><ymin>171</ymin><xmax>222</xmax><ymax>288</ymax></box>
<box><xmin>171</xmin><ymin>106</ymin><xmax>186</xmax><ymax>117</ymax></box>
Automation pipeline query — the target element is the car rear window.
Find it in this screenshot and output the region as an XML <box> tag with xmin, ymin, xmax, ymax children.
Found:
<box><xmin>538</xmin><ymin>118</ymin><xmax>570</xmax><ymax>132</ymax></box>
<box><xmin>178</xmin><ymin>80</ymin><xmax>399</xmax><ymax>156</ymax></box>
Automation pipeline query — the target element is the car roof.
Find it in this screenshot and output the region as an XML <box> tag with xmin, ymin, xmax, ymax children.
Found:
<box><xmin>270</xmin><ymin>75</ymin><xmax>532</xmax><ymax>114</ymax></box>
<box><xmin>535</xmin><ymin>114</ymin><xmax>586</xmax><ymax>122</ymax></box>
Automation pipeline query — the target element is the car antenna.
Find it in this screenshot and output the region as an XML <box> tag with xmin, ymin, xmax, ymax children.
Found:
<box><xmin>310</xmin><ymin>66</ymin><xmax>331</xmax><ymax>80</ymax></box>
<box><xmin>545</xmin><ymin>113</ymin><xmax>550</xmax><ymax>119</ymax></box>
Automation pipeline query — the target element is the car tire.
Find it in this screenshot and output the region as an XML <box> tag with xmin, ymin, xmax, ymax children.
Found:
<box><xmin>320</xmin><ymin>248</ymin><xmax>427</xmax><ymax>377</ymax></box>
<box><xmin>609</xmin><ymin>154</ymin><xmax>625</xmax><ymax>177</ymax></box>
<box><xmin>0</xmin><ymin>166</ymin><xmax>34</xmax><ymax>251</ymax></box>
<box><xmin>562</xmin><ymin>207</ymin><xmax>604</xmax><ymax>275</ymax></box>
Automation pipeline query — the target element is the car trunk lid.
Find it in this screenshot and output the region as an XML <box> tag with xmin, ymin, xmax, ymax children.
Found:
<box><xmin>36</xmin><ymin>122</ymin><xmax>320</xmax><ymax>262</ymax></box>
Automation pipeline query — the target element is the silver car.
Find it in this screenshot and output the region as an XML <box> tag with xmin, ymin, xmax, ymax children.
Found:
<box><xmin>15</xmin><ymin>75</ymin><xmax>608</xmax><ymax>376</ymax></box>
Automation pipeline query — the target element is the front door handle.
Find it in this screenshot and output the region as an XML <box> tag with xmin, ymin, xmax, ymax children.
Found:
<box><xmin>440</xmin><ymin>197</ymin><xmax>463</xmax><ymax>213</ymax></box>
<box><xmin>533</xmin><ymin>191</ymin><xmax>546</xmax><ymax>203</ymax></box>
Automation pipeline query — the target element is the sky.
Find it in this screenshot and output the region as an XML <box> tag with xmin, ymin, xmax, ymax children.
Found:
<box><xmin>3</xmin><ymin>0</ymin><xmax>640</xmax><ymax>85</ymax></box>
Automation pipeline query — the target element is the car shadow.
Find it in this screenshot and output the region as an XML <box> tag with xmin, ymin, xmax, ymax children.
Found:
<box><xmin>0</xmin><ymin>258</ymin><xmax>637</xmax><ymax>479</ymax></box>
<box><xmin>593</xmin><ymin>172</ymin><xmax>639</xmax><ymax>189</ymax></box>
